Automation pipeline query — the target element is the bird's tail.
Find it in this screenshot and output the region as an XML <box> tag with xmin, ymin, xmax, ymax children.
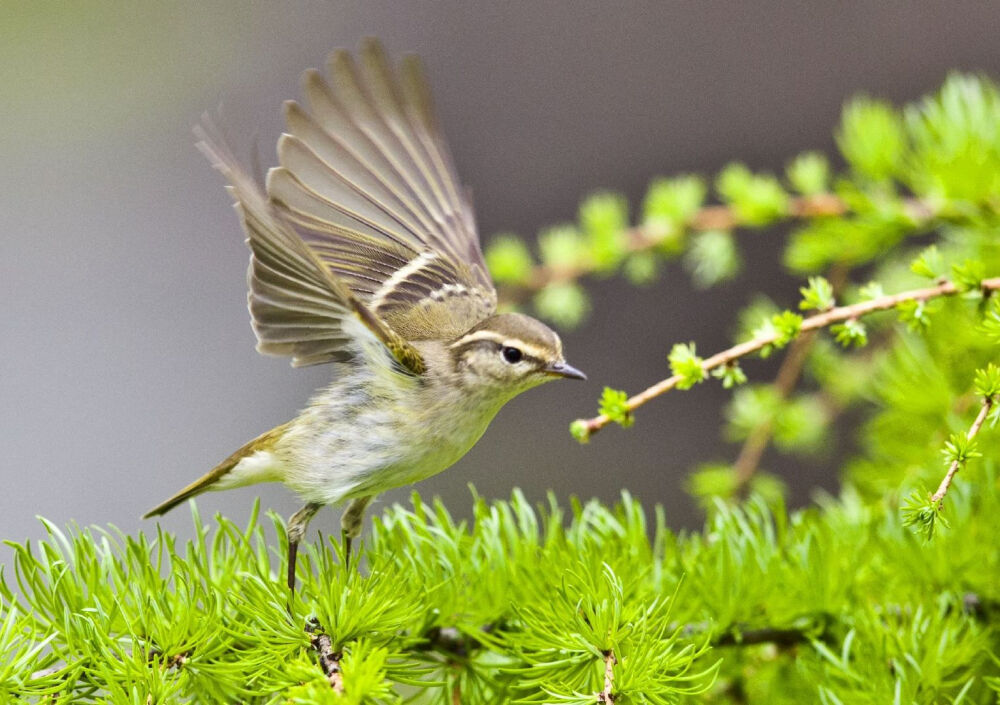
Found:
<box><xmin>142</xmin><ymin>422</ymin><xmax>291</xmax><ymax>518</ymax></box>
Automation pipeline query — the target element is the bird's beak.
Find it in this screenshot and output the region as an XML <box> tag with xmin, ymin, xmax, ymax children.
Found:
<box><xmin>545</xmin><ymin>360</ymin><xmax>587</xmax><ymax>380</ymax></box>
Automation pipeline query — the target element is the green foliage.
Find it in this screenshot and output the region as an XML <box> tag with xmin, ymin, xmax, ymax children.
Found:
<box><xmin>952</xmin><ymin>259</ymin><xmax>986</xmax><ymax>293</ymax></box>
<box><xmin>979</xmin><ymin>298</ymin><xmax>1000</xmax><ymax>342</ymax></box>
<box><xmin>580</xmin><ymin>192</ymin><xmax>630</xmax><ymax>272</ymax></box>
<box><xmin>483</xmin><ymin>75</ymin><xmax>1000</xmax><ymax>336</ymax></box>
<box><xmin>554</xmin><ymin>73</ymin><xmax>1000</xmax><ymax>567</ymax></box>
<box><xmin>942</xmin><ymin>432</ymin><xmax>981</xmax><ymax>466</ymax></box>
<box><xmin>668</xmin><ymin>343</ymin><xmax>706</xmax><ymax>390</ymax></box>
<box><xmin>715</xmin><ymin>163</ymin><xmax>789</xmax><ymax>226</ymax></box>
<box><xmin>750</xmin><ymin>310</ymin><xmax>802</xmax><ymax>359</ymax></box>
<box><xmin>484</xmin><ymin>234</ymin><xmax>535</xmax><ymax>285</ymax></box>
<box><xmin>599</xmin><ymin>387</ymin><xmax>634</xmax><ymax>428</ymax></box>
<box><xmin>4</xmin><ymin>487</ymin><xmax>998</xmax><ymax>703</ymax></box>
<box><xmin>783</xmin><ymin>213</ymin><xmax>911</xmax><ymax>274</ymax></box>
<box><xmin>896</xmin><ymin>298</ymin><xmax>937</xmax><ymax>331</ymax></box>
<box><xmin>904</xmin><ymin>74</ymin><xmax>1000</xmax><ymax>202</ymax></box>
<box><xmin>785</xmin><ymin>151</ymin><xmax>830</xmax><ymax>195</ymax></box>
<box><xmin>911</xmin><ymin>244</ymin><xmax>945</xmax><ymax>280</ymax></box>
<box><xmin>857</xmin><ymin>281</ymin><xmax>885</xmax><ymax>301</ymax></box>
<box><xmin>685</xmin><ymin>465</ymin><xmax>786</xmax><ymax>510</ymax></box>
<box><xmin>899</xmin><ymin>364</ymin><xmax>993</xmax><ymax>540</ymax></box>
<box><xmin>538</xmin><ymin>224</ymin><xmax>587</xmax><ymax>270</ymax></box>
<box><xmin>624</xmin><ymin>251</ymin><xmax>661</xmax><ymax>286</ymax></box>
<box><xmin>478</xmin><ymin>70</ymin><xmax>1000</xmax><ymax>701</ymax></box>
<box><xmin>837</xmin><ymin>96</ymin><xmax>906</xmax><ymax>181</ymax></box>
<box><xmin>643</xmin><ymin>175</ymin><xmax>707</xmax><ymax>234</ymax></box>
<box><xmin>725</xmin><ymin>386</ymin><xmax>827</xmax><ymax>454</ymax></box>
<box><xmin>569</xmin><ymin>419</ymin><xmax>591</xmax><ymax>444</ymax></box>
<box><xmin>533</xmin><ymin>282</ymin><xmax>590</xmax><ymax>328</ymax></box>
<box><xmin>710</xmin><ymin>363</ymin><xmax>747</xmax><ymax>390</ymax></box>
<box><xmin>901</xmin><ymin>489</ymin><xmax>949</xmax><ymax>542</ymax></box>
<box><xmin>734</xmin><ymin>296</ymin><xmax>780</xmax><ymax>342</ymax></box>
<box><xmin>973</xmin><ymin>363</ymin><xmax>1000</xmax><ymax>397</ymax></box>
<box><xmin>799</xmin><ymin>276</ymin><xmax>835</xmax><ymax>311</ymax></box>
<box><xmin>684</xmin><ymin>230</ymin><xmax>740</xmax><ymax>288</ymax></box>
<box><xmin>829</xmin><ymin>318</ymin><xmax>868</xmax><ymax>348</ymax></box>
<box><xmin>771</xmin><ymin>311</ymin><xmax>804</xmax><ymax>348</ymax></box>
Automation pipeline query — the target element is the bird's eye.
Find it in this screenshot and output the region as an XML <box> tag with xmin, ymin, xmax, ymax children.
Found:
<box><xmin>501</xmin><ymin>346</ymin><xmax>523</xmax><ymax>364</ymax></box>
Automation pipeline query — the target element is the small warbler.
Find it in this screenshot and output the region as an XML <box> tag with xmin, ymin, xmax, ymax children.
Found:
<box><xmin>143</xmin><ymin>39</ymin><xmax>585</xmax><ymax>588</ymax></box>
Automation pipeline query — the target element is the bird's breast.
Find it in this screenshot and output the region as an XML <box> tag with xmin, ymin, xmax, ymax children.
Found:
<box><xmin>277</xmin><ymin>368</ymin><xmax>506</xmax><ymax>504</ymax></box>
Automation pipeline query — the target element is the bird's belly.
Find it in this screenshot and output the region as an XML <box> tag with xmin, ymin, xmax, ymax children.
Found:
<box><xmin>278</xmin><ymin>381</ymin><xmax>499</xmax><ymax>505</ymax></box>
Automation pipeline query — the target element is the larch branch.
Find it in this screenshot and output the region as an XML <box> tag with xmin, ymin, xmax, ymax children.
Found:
<box><xmin>930</xmin><ymin>396</ymin><xmax>993</xmax><ymax>507</ymax></box>
<box><xmin>597</xmin><ymin>649</ymin><xmax>617</xmax><ymax>704</ymax></box>
<box><xmin>499</xmin><ymin>193</ymin><xmax>938</xmax><ymax>303</ymax></box>
<box><xmin>732</xmin><ymin>265</ymin><xmax>846</xmax><ymax>491</ymax></box>
<box><xmin>501</xmin><ymin>193</ymin><xmax>850</xmax><ymax>302</ymax></box>
<box><xmin>576</xmin><ymin>277</ymin><xmax>1000</xmax><ymax>438</ymax></box>
<box><xmin>307</xmin><ymin>620</ymin><xmax>344</xmax><ymax>693</ymax></box>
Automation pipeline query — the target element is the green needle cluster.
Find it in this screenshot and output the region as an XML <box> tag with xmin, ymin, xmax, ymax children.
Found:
<box><xmin>4</xmin><ymin>483</ymin><xmax>999</xmax><ymax>703</ymax></box>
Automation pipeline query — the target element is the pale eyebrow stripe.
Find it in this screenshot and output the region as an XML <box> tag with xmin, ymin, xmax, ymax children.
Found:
<box><xmin>449</xmin><ymin>330</ymin><xmax>505</xmax><ymax>347</ymax></box>
<box><xmin>513</xmin><ymin>343</ymin><xmax>552</xmax><ymax>359</ymax></box>
<box><xmin>449</xmin><ymin>332</ymin><xmax>553</xmax><ymax>360</ymax></box>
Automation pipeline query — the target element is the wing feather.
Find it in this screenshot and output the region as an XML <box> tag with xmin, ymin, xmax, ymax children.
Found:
<box><xmin>269</xmin><ymin>38</ymin><xmax>496</xmax><ymax>339</ymax></box>
<box><xmin>282</xmin><ymin>100</ymin><xmax>436</xmax><ymax>245</ymax></box>
<box><xmin>196</xmin><ymin>118</ymin><xmax>425</xmax><ymax>373</ymax></box>
<box><xmin>274</xmin><ymin>135</ymin><xmax>423</xmax><ymax>245</ymax></box>
<box><xmin>297</xmin><ymin>69</ymin><xmax>447</xmax><ymax>242</ymax></box>
<box><xmin>356</xmin><ymin>42</ymin><xmax>466</xmax><ymax>246</ymax></box>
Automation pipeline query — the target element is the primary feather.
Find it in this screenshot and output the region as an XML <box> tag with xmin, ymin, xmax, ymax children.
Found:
<box><xmin>268</xmin><ymin>38</ymin><xmax>497</xmax><ymax>342</ymax></box>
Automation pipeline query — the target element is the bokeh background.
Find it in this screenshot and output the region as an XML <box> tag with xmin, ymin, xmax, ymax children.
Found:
<box><xmin>3</xmin><ymin>2</ymin><xmax>999</xmax><ymax>550</ymax></box>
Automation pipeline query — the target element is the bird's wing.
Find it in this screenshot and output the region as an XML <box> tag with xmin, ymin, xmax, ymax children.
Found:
<box><xmin>266</xmin><ymin>38</ymin><xmax>497</xmax><ymax>341</ymax></box>
<box><xmin>197</xmin><ymin>120</ymin><xmax>425</xmax><ymax>373</ymax></box>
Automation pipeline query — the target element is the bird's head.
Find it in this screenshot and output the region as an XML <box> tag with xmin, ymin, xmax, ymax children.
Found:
<box><xmin>448</xmin><ymin>313</ymin><xmax>586</xmax><ymax>398</ymax></box>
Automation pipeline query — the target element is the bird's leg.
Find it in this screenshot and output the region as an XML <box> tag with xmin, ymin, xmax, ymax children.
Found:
<box><xmin>340</xmin><ymin>495</ymin><xmax>374</xmax><ymax>571</ymax></box>
<box><xmin>287</xmin><ymin>502</ymin><xmax>323</xmax><ymax>594</ymax></box>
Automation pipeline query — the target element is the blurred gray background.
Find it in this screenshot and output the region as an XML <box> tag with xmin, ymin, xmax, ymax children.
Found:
<box><xmin>3</xmin><ymin>2</ymin><xmax>999</xmax><ymax>549</ymax></box>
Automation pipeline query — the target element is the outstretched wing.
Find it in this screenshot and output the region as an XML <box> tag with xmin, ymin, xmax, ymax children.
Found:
<box><xmin>197</xmin><ymin>120</ymin><xmax>425</xmax><ymax>373</ymax></box>
<box><xmin>266</xmin><ymin>38</ymin><xmax>497</xmax><ymax>341</ymax></box>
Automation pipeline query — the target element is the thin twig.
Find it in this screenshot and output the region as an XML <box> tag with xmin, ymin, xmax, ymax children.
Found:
<box><xmin>732</xmin><ymin>265</ymin><xmax>848</xmax><ymax>491</ymax></box>
<box><xmin>732</xmin><ymin>330</ymin><xmax>817</xmax><ymax>492</ymax></box>
<box><xmin>307</xmin><ymin>620</ymin><xmax>344</xmax><ymax>693</ymax></box>
<box><xmin>597</xmin><ymin>649</ymin><xmax>617</xmax><ymax>704</ymax></box>
<box><xmin>502</xmin><ymin>194</ymin><xmax>848</xmax><ymax>302</ymax></box>
<box><xmin>500</xmin><ymin>193</ymin><xmax>936</xmax><ymax>302</ymax></box>
<box><xmin>930</xmin><ymin>396</ymin><xmax>993</xmax><ymax>507</ymax></box>
<box><xmin>576</xmin><ymin>277</ymin><xmax>1000</xmax><ymax>438</ymax></box>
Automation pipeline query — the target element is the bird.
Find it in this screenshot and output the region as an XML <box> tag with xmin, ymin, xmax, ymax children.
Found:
<box><xmin>143</xmin><ymin>38</ymin><xmax>585</xmax><ymax>591</ymax></box>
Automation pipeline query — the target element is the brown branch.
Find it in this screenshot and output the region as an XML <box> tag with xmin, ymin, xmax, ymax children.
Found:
<box><xmin>732</xmin><ymin>330</ymin><xmax>818</xmax><ymax>492</ymax></box>
<box><xmin>502</xmin><ymin>193</ymin><xmax>851</xmax><ymax>302</ymax></box>
<box><xmin>307</xmin><ymin>620</ymin><xmax>344</xmax><ymax>693</ymax></box>
<box><xmin>597</xmin><ymin>649</ymin><xmax>617</xmax><ymax>704</ymax></box>
<box><xmin>930</xmin><ymin>395</ymin><xmax>993</xmax><ymax>508</ymax></box>
<box><xmin>732</xmin><ymin>265</ymin><xmax>848</xmax><ymax>491</ymax></box>
<box><xmin>500</xmin><ymin>193</ymin><xmax>937</xmax><ymax>303</ymax></box>
<box><xmin>575</xmin><ymin>277</ymin><xmax>1000</xmax><ymax>438</ymax></box>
